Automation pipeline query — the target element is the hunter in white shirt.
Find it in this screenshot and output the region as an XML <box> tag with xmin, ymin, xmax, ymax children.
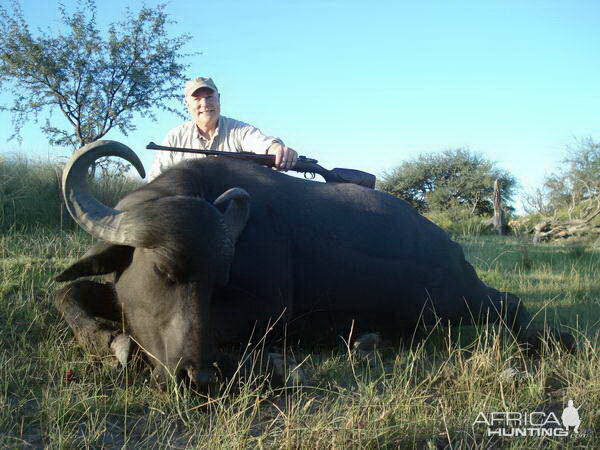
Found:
<box><xmin>149</xmin><ymin>77</ymin><xmax>298</xmax><ymax>181</ymax></box>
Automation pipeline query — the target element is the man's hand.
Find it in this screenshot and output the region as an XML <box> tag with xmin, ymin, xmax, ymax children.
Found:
<box><xmin>267</xmin><ymin>142</ymin><xmax>298</xmax><ymax>170</ymax></box>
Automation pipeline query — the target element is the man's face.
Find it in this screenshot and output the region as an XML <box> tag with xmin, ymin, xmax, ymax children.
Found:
<box><xmin>186</xmin><ymin>88</ymin><xmax>220</xmax><ymax>123</ymax></box>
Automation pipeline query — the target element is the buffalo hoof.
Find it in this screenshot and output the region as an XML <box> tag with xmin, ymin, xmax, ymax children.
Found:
<box><xmin>352</xmin><ymin>332</ymin><xmax>382</xmax><ymax>366</ymax></box>
<box><xmin>267</xmin><ymin>352</ymin><xmax>308</xmax><ymax>387</ymax></box>
<box><xmin>110</xmin><ymin>333</ymin><xmax>131</xmax><ymax>367</ymax></box>
<box><xmin>353</xmin><ymin>332</ymin><xmax>381</xmax><ymax>352</ymax></box>
<box><xmin>557</xmin><ymin>331</ymin><xmax>577</xmax><ymax>353</ymax></box>
<box><xmin>519</xmin><ymin>328</ymin><xmax>578</xmax><ymax>354</ymax></box>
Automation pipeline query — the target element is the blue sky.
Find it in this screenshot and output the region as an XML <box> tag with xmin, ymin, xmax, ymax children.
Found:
<box><xmin>1</xmin><ymin>0</ymin><xmax>598</xmax><ymax>211</ymax></box>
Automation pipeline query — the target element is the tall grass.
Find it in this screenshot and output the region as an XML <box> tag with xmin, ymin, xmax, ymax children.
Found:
<box><xmin>0</xmin><ymin>154</ymin><xmax>141</xmax><ymax>232</ymax></box>
<box><xmin>0</xmin><ymin>231</ymin><xmax>598</xmax><ymax>447</ymax></box>
<box><xmin>426</xmin><ymin>206</ymin><xmax>492</xmax><ymax>238</ymax></box>
<box><xmin>0</xmin><ymin>156</ymin><xmax>598</xmax><ymax>447</ymax></box>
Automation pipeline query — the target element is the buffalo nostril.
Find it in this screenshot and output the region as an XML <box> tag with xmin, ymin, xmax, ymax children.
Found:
<box><xmin>186</xmin><ymin>366</ymin><xmax>217</xmax><ymax>386</ymax></box>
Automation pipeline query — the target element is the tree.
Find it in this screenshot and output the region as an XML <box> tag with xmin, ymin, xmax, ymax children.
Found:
<box><xmin>524</xmin><ymin>137</ymin><xmax>600</xmax><ymax>217</ymax></box>
<box><xmin>378</xmin><ymin>148</ymin><xmax>516</xmax><ymax>215</ymax></box>
<box><xmin>0</xmin><ymin>0</ymin><xmax>192</xmax><ymax>152</ymax></box>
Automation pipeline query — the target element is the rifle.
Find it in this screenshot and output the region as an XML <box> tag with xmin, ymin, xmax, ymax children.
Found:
<box><xmin>146</xmin><ymin>142</ymin><xmax>376</xmax><ymax>188</ymax></box>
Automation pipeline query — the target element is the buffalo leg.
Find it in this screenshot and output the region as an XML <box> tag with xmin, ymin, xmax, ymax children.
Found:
<box><xmin>479</xmin><ymin>289</ymin><xmax>575</xmax><ymax>351</ymax></box>
<box><xmin>54</xmin><ymin>280</ymin><xmax>131</xmax><ymax>364</ymax></box>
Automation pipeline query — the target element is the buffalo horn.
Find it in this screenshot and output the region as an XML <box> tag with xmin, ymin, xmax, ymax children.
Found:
<box><xmin>62</xmin><ymin>140</ymin><xmax>147</xmax><ymax>246</ymax></box>
<box><xmin>214</xmin><ymin>188</ymin><xmax>250</xmax><ymax>243</ymax></box>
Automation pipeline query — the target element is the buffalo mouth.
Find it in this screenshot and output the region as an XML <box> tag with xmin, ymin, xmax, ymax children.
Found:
<box><xmin>183</xmin><ymin>365</ymin><xmax>219</xmax><ymax>388</ymax></box>
<box><xmin>149</xmin><ymin>361</ymin><xmax>223</xmax><ymax>391</ymax></box>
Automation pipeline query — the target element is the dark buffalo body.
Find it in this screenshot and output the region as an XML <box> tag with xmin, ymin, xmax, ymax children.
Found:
<box><xmin>54</xmin><ymin>141</ymin><xmax>562</xmax><ymax>387</ymax></box>
<box><xmin>118</xmin><ymin>157</ymin><xmax>498</xmax><ymax>340</ymax></box>
<box><xmin>202</xmin><ymin>159</ymin><xmax>494</xmax><ymax>338</ymax></box>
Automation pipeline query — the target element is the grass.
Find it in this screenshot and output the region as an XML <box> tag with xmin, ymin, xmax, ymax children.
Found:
<box><xmin>0</xmin><ymin>156</ymin><xmax>598</xmax><ymax>447</ymax></box>
<box><xmin>0</xmin><ymin>228</ymin><xmax>598</xmax><ymax>448</ymax></box>
<box><xmin>0</xmin><ymin>154</ymin><xmax>141</xmax><ymax>232</ymax></box>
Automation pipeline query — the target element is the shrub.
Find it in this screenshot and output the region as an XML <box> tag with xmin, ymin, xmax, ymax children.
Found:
<box><xmin>378</xmin><ymin>148</ymin><xmax>516</xmax><ymax>216</ymax></box>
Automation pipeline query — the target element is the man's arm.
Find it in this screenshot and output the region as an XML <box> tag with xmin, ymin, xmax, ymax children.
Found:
<box><xmin>148</xmin><ymin>134</ymin><xmax>179</xmax><ymax>181</ymax></box>
<box><xmin>266</xmin><ymin>141</ymin><xmax>298</xmax><ymax>170</ymax></box>
<box><xmin>232</xmin><ymin>118</ymin><xmax>298</xmax><ymax>170</ymax></box>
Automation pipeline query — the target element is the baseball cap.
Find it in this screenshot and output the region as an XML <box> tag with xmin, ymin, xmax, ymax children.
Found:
<box><xmin>184</xmin><ymin>77</ymin><xmax>219</xmax><ymax>97</ymax></box>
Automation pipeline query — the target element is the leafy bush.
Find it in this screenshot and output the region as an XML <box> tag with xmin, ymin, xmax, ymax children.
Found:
<box><xmin>378</xmin><ymin>148</ymin><xmax>516</xmax><ymax>216</ymax></box>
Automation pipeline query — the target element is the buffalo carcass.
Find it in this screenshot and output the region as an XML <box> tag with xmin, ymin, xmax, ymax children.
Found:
<box><xmin>54</xmin><ymin>141</ymin><xmax>571</xmax><ymax>387</ymax></box>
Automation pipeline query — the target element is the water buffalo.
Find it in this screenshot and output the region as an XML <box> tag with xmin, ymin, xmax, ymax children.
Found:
<box><xmin>54</xmin><ymin>141</ymin><xmax>571</xmax><ymax>387</ymax></box>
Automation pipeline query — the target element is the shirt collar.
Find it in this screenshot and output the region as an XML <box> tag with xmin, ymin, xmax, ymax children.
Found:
<box><xmin>194</xmin><ymin>116</ymin><xmax>221</xmax><ymax>142</ymax></box>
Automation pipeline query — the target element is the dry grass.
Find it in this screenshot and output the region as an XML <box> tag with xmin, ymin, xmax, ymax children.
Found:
<box><xmin>0</xmin><ymin>231</ymin><xmax>598</xmax><ymax>448</ymax></box>
<box><xmin>0</xmin><ymin>154</ymin><xmax>141</xmax><ymax>232</ymax></box>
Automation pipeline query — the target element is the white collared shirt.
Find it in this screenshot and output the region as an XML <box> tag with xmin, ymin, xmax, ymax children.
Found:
<box><xmin>148</xmin><ymin>116</ymin><xmax>283</xmax><ymax>181</ymax></box>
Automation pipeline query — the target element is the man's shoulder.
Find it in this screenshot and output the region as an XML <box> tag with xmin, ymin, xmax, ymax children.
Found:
<box><xmin>166</xmin><ymin>120</ymin><xmax>196</xmax><ymax>136</ymax></box>
<box><xmin>220</xmin><ymin>115</ymin><xmax>252</xmax><ymax>129</ymax></box>
<box><xmin>162</xmin><ymin>121</ymin><xmax>197</xmax><ymax>147</ymax></box>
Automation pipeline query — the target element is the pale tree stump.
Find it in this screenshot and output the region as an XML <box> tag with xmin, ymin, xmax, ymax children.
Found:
<box><xmin>492</xmin><ymin>178</ymin><xmax>508</xmax><ymax>235</ymax></box>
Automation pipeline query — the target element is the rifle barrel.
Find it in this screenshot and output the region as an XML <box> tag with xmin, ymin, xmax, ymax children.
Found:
<box><xmin>146</xmin><ymin>142</ymin><xmax>317</xmax><ymax>164</ymax></box>
<box><xmin>145</xmin><ymin>141</ymin><xmax>375</xmax><ymax>188</ymax></box>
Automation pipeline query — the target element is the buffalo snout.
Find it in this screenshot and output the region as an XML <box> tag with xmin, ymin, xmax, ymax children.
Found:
<box><xmin>185</xmin><ymin>365</ymin><xmax>218</xmax><ymax>387</ymax></box>
<box><xmin>151</xmin><ymin>362</ymin><xmax>219</xmax><ymax>390</ymax></box>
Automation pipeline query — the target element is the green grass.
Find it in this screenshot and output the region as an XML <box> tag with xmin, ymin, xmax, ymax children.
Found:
<box><xmin>1</xmin><ymin>156</ymin><xmax>598</xmax><ymax>447</ymax></box>
<box><xmin>425</xmin><ymin>206</ymin><xmax>493</xmax><ymax>238</ymax></box>
<box><xmin>0</xmin><ymin>154</ymin><xmax>141</xmax><ymax>232</ymax></box>
<box><xmin>0</xmin><ymin>229</ymin><xmax>598</xmax><ymax>448</ymax></box>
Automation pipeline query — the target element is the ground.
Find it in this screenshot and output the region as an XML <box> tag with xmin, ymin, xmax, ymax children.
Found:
<box><xmin>0</xmin><ymin>230</ymin><xmax>598</xmax><ymax>448</ymax></box>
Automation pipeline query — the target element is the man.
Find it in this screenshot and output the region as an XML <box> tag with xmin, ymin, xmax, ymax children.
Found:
<box><xmin>149</xmin><ymin>77</ymin><xmax>298</xmax><ymax>181</ymax></box>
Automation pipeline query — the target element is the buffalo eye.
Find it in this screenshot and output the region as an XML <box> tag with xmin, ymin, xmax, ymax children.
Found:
<box><xmin>153</xmin><ymin>264</ymin><xmax>176</xmax><ymax>285</ymax></box>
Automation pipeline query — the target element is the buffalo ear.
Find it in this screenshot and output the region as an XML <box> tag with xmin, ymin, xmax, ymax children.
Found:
<box><xmin>54</xmin><ymin>242</ymin><xmax>133</xmax><ymax>282</ymax></box>
<box><xmin>213</xmin><ymin>188</ymin><xmax>250</xmax><ymax>243</ymax></box>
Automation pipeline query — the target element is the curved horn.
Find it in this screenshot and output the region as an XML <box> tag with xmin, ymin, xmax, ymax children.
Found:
<box><xmin>62</xmin><ymin>140</ymin><xmax>147</xmax><ymax>246</ymax></box>
<box><xmin>214</xmin><ymin>188</ymin><xmax>250</xmax><ymax>243</ymax></box>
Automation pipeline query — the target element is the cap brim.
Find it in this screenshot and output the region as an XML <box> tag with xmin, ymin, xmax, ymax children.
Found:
<box><xmin>185</xmin><ymin>84</ymin><xmax>217</xmax><ymax>97</ymax></box>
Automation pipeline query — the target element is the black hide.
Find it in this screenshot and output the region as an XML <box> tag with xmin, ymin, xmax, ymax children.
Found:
<box><xmin>57</xmin><ymin>157</ymin><xmax>535</xmax><ymax>380</ymax></box>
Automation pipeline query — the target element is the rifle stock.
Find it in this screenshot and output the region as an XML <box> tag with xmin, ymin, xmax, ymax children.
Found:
<box><xmin>146</xmin><ymin>142</ymin><xmax>376</xmax><ymax>188</ymax></box>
